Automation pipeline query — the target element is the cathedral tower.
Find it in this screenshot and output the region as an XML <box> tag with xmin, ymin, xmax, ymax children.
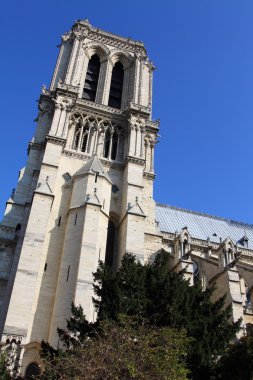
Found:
<box><xmin>0</xmin><ymin>20</ymin><xmax>161</xmax><ymax>374</ymax></box>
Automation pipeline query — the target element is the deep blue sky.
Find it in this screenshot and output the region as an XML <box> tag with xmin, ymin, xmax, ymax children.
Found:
<box><xmin>1</xmin><ymin>0</ymin><xmax>253</xmax><ymax>223</ymax></box>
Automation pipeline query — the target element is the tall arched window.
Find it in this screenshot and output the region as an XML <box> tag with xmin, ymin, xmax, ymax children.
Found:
<box><xmin>111</xmin><ymin>131</ymin><xmax>118</xmax><ymax>160</ymax></box>
<box><xmin>105</xmin><ymin>220</ymin><xmax>116</xmax><ymax>267</ymax></box>
<box><xmin>83</xmin><ymin>54</ymin><xmax>101</xmax><ymax>101</ymax></box>
<box><xmin>108</xmin><ymin>62</ymin><xmax>124</xmax><ymax>108</ymax></box>
<box><xmin>73</xmin><ymin>124</ymin><xmax>81</xmax><ymax>149</ymax></box>
<box><xmin>81</xmin><ymin>125</ymin><xmax>89</xmax><ymax>153</ymax></box>
<box><xmin>103</xmin><ymin>130</ymin><xmax>110</xmax><ymax>158</ymax></box>
<box><xmin>73</xmin><ymin>123</ymin><xmax>91</xmax><ymax>153</ymax></box>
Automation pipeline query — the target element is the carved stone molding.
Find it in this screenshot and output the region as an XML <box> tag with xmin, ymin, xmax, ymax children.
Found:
<box><xmin>147</xmin><ymin>119</ymin><xmax>160</xmax><ymax>130</ymax></box>
<box><xmin>61</xmin><ymin>31</ymin><xmax>72</xmax><ymax>42</ymax></box>
<box><xmin>75</xmin><ymin>98</ymin><xmax>124</xmax><ymax>117</ymax></box>
<box><xmin>82</xmin><ymin>41</ymin><xmax>110</xmax><ymax>60</ymax></box>
<box><xmin>3</xmin><ymin>325</ymin><xmax>27</xmax><ymax>338</ymax></box>
<box><xmin>128</xmin><ymin>102</ymin><xmax>151</xmax><ymax>117</ymax></box>
<box><xmin>46</xmin><ymin>135</ymin><xmax>66</xmax><ymax>146</ymax></box>
<box><xmin>71</xmin><ymin>20</ymin><xmax>147</xmax><ymax>56</ymax></box>
<box><xmin>143</xmin><ymin>171</ymin><xmax>156</xmax><ymax>180</ymax></box>
<box><xmin>70</xmin><ymin>109</ymin><xmax>125</xmax><ymax>132</ymax></box>
<box><xmin>56</xmin><ymin>82</ymin><xmax>80</xmax><ymax>96</ymax></box>
<box><xmin>125</xmin><ymin>156</ymin><xmax>145</xmax><ymax>166</ymax></box>
<box><xmin>62</xmin><ymin>149</ymin><xmax>123</xmax><ymax>168</ymax></box>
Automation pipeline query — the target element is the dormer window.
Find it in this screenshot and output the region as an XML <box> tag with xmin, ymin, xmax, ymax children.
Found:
<box><xmin>108</xmin><ymin>62</ymin><xmax>124</xmax><ymax>108</ymax></box>
<box><xmin>83</xmin><ymin>54</ymin><xmax>101</xmax><ymax>101</ymax></box>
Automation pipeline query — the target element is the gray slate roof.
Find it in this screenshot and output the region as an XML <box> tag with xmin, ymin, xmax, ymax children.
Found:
<box><xmin>74</xmin><ymin>156</ymin><xmax>111</xmax><ymax>182</ymax></box>
<box><xmin>155</xmin><ymin>203</ymin><xmax>253</xmax><ymax>250</ymax></box>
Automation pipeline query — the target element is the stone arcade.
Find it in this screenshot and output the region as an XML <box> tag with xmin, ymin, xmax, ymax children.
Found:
<box><xmin>0</xmin><ymin>20</ymin><xmax>252</xmax><ymax>377</ymax></box>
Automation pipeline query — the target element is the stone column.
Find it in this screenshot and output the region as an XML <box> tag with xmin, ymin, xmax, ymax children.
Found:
<box><xmin>121</xmin><ymin>65</ymin><xmax>131</xmax><ymax>108</ymax></box>
<box><xmin>132</xmin><ymin>58</ymin><xmax>140</xmax><ymax>104</ymax></box>
<box><xmin>61</xmin><ymin>106</ymin><xmax>72</xmax><ymax>139</ymax></box>
<box><xmin>92</xmin><ymin>129</ymin><xmax>99</xmax><ymax>155</ymax></box>
<box><xmin>101</xmin><ymin>59</ymin><xmax>113</xmax><ymax>105</ymax></box>
<box><xmin>150</xmin><ymin>143</ymin><xmax>154</xmax><ymax>172</ymax></box>
<box><xmin>49</xmin><ymin>104</ymin><xmax>61</xmax><ymax>136</ymax></box>
<box><xmin>96</xmin><ymin>59</ymin><xmax>108</xmax><ymax>104</ymax></box>
<box><xmin>108</xmin><ymin>130</ymin><xmax>113</xmax><ymax>159</ymax></box>
<box><xmin>129</xmin><ymin>124</ymin><xmax>136</xmax><ymax>156</ymax></box>
<box><xmin>77</xmin><ymin>125</ymin><xmax>84</xmax><ymax>151</ymax></box>
<box><xmin>65</xmin><ymin>37</ymin><xmax>80</xmax><ymax>85</ymax></box>
<box><xmin>140</xmin><ymin>127</ymin><xmax>145</xmax><ymax>158</ymax></box>
<box><xmin>78</xmin><ymin>51</ymin><xmax>90</xmax><ymax>98</ymax></box>
<box><xmin>134</xmin><ymin>126</ymin><xmax>138</xmax><ymax>156</ymax></box>
<box><xmin>86</xmin><ymin>125</ymin><xmax>92</xmax><ymax>153</ymax></box>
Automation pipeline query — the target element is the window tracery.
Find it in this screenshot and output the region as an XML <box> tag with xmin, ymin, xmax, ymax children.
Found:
<box><xmin>70</xmin><ymin>112</ymin><xmax>123</xmax><ymax>161</ymax></box>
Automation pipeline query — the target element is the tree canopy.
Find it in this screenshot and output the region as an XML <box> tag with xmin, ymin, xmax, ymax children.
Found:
<box><xmin>11</xmin><ymin>250</ymin><xmax>242</xmax><ymax>380</ymax></box>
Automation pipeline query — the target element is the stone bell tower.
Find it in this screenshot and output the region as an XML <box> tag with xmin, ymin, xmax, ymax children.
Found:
<box><xmin>0</xmin><ymin>19</ymin><xmax>161</xmax><ymax>374</ymax></box>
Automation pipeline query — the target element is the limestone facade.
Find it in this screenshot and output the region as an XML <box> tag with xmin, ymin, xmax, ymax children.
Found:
<box><xmin>0</xmin><ymin>20</ymin><xmax>252</xmax><ymax>376</ymax></box>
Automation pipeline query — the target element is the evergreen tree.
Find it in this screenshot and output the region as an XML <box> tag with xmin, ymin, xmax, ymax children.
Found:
<box><xmin>215</xmin><ymin>335</ymin><xmax>253</xmax><ymax>380</ymax></box>
<box><xmin>93</xmin><ymin>250</ymin><xmax>240</xmax><ymax>379</ymax></box>
<box><xmin>93</xmin><ymin>253</ymin><xmax>147</xmax><ymax>320</ymax></box>
<box><xmin>40</xmin><ymin>250</ymin><xmax>241</xmax><ymax>380</ymax></box>
<box><xmin>57</xmin><ymin>303</ymin><xmax>96</xmax><ymax>348</ymax></box>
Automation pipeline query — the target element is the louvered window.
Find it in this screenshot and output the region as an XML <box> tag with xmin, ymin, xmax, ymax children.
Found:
<box><xmin>83</xmin><ymin>54</ymin><xmax>101</xmax><ymax>101</ymax></box>
<box><xmin>108</xmin><ymin>62</ymin><xmax>124</xmax><ymax>108</ymax></box>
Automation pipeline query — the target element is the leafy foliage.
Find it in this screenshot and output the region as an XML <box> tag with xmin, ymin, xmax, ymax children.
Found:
<box><xmin>38</xmin><ymin>250</ymin><xmax>241</xmax><ymax>380</ymax></box>
<box><xmin>215</xmin><ymin>335</ymin><xmax>253</xmax><ymax>380</ymax></box>
<box><xmin>93</xmin><ymin>251</ymin><xmax>240</xmax><ymax>379</ymax></box>
<box><xmin>0</xmin><ymin>352</ymin><xmax>11</xmax><ymax>380</ymax></box>
<box><xmin>40</xmin><ymin>315</ymin><xmax>190</xmax><ymax>380</ymax></box>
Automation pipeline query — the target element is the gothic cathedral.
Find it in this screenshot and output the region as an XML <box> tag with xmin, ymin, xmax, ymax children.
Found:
<box><xmin>0</xmin><ymin>20</ymin><xmax>252</xmax><ymax>376</ymax></box>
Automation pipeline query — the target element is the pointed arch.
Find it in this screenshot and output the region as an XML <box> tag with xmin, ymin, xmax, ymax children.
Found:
<box><xmin>111</xmin><ymin>130</ymin><xmax>118</xmax><ymax>160</ymax></box>
<box><xmin>103</xmin><ymin>129</ymin><xmax>110</xmax><ymax>158</ymax></box>
<box><xmin>82</xmin><ymin>54</ymin><xmax>101</xmax><ymax>101</ymax></box>
<box><xmin>73</xmin><ymin>123</ymin><xmax>81</xmax><ymax>149</ymax></box>
<box><xmin>108</xmin><ymin>61</ymin><xmax>124</xmax><ymax>108</ymax></box>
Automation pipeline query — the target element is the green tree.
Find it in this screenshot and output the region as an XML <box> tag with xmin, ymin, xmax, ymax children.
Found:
<box><xmin>93</xmin><ymin>251</ymin><xmax>240</xmax><ymax>379</ymax></box>
<box><xmin>40</xmin><ymin>315</ymin><xmax>190</xmax><ymax>380</ymax></box>
<box><xmin>215</xmin><ymin>335</ymin><xmax>253</xmax><ymax>380</ymax></box>
<box><xmin>0</xmin><ymin>351</ymin><xmax>12</xmax><ymax>380</ymax></box>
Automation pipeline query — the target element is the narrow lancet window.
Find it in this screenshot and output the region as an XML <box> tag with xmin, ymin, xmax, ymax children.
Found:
<box><xmin>111</xmin><ymin>131</ymin><xmax>118</xmax><ymax>160</ymax></box>
<box><xmin>83</xmin><ymin>54</ymin><xmax>101</xmax><ymax>101</ymax></box>
<box><xmin>103</xmin><ymin>130</ymin><xmax>110</xmax><ymax>158</ymax></box>
<box><xmin>81</xmin><ymin>126</ymin><xmax>89</xmax><ymax>152</ymax></box>
<box><xmin>108</xmin><ymin>62</ymin><xmax>124</xmax><ymax>108</ymax></box>
<box><xmin>105</xmin><ymin>220</ymin><xmax>116</xmax><ymax>267</ymax></box>
<box><xmin>73</xmin><ymin>124</ymin><xmax>81</xmax><ymax>149</ymax></box>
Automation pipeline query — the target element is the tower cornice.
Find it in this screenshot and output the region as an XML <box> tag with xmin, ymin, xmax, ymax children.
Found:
<box><xmin>70</xmin><ymin>19</ymin><xmax>147</xmax><ymax>57</ymax></box>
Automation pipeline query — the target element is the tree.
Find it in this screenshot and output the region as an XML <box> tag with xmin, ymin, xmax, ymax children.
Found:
<box><xmin>215</xmin><ymin>335</ymin><xmax>253</xmax><ymax>380</ymax></box>
<box><xmin>93</xmin><ymin>251</ymin><xmax>240</xmax><ymax>379</ymax></box>
<box><xmin>40</xmin><ymin>313</ymin><xmax>190</xmax><ymax>380</ymax></box>
<box><xmin>0</xmin><ymin>352</ymin><xmax>11</xmax><ymax>380</ymax></box>
<box><xmin>39</xmin><ymin>251</ymin><xmax>240</xmax><ymax>380</ymax></box>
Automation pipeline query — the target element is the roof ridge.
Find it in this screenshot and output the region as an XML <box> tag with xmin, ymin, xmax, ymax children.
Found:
<box><xmin>155</xmin><ymin>202</ymin><xmax>253</xmax><ymax>228</ymax></box>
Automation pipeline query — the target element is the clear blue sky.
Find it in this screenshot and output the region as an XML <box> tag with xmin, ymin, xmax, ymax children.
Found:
<box><xmin>1</xmin><ymin>0</ymin><xmax>253</xmax><ymax>223</ymax></box>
